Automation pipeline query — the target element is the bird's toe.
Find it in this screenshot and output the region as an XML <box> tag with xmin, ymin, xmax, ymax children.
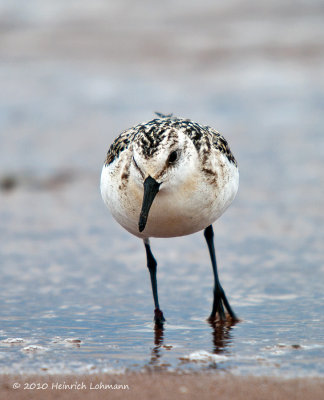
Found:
<box><xmin>154</xmin><ymin>308</ymin><xmax>165</xmax><ymax>326</ymax></box>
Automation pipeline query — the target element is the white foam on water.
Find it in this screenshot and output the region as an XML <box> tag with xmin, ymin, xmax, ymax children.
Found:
<box><xmin>21</xmin><ymin>345</ymin><xmax>48</xmax><ymax>353</ymax></box>
<box><xmin>1</xmin><ymin>338</ymin><xmax>26</xmax><ymax>344</ymax></box>
<box><xmin>183</xmin><ymin>350</ymin><xmax>228</xmax><ymax>363</ymax></box>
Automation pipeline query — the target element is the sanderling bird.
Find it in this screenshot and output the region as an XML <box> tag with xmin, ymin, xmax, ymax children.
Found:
<box><xmin>100</xmin><ymin>114</ymin><xmax>239</xmax><ymax>325</ymax></box>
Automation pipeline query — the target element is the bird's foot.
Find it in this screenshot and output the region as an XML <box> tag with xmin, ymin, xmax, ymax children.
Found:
<box><xmin>207</xmin><ymin>313</ymin><xmax>240</xmax><ymax>324</ymax></box>
<box><xmin>154</xmin><ymin>308</ymin><xmax>165</xmax><ymax>327</ymax></box>
<box><xmin>208</xmin><ymin>288</ymin><xmax>239</xmax><ymax>323</ymax></box>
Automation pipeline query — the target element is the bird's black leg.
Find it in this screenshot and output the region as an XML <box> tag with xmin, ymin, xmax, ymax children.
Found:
<box><xmin>204</xmin><ymin>225</ymin><xmax>238</xmax><ymax>322</ymax></box>
<box><xmin>143</xmin><ymin>238</ymin><xmax>165</xmax><ymax>326</ymax></box>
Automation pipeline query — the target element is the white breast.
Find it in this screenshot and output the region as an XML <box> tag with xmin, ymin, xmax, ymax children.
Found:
<box><xmin>101</xmin><ymin>154</ymin><xmax>239</xmax><ymax>239</ymax></box>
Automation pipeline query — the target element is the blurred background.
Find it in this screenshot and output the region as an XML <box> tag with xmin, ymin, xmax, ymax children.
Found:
<box><xmin>1</xmin><ymin>0</ymin><xmax>323</xmax><ymax>174</ymax></box>
<box><xmin>0</xmin><ymin>0</ymin><xmax>323</xmax><ymax>375</ymax></box>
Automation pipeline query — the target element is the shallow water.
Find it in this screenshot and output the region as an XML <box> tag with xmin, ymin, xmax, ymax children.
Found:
<box><xmin>0</xmin><ymin>169</ymin><xmax>323</xmax><ymax>376</ymax></box>
<box><xmin>0</xmin><ymin>0</ymin><xmax>324</xmax><ymax>377</ymax></box>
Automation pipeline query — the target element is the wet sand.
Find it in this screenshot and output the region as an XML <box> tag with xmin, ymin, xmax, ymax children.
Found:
<box><xmin>1</xmin><ymin>373</ymin><xmax>323</xmax><ymax>400</ymax></box>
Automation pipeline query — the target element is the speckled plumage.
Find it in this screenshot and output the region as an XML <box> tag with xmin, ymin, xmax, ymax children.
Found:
<box><xmin>100</xmin><ymin>114</ymin><xmax>239</xmax><ymax>324</ymax></box>
<box><xmin>101</xmin><ymin>115</ymin><xmax>239</xmax><ymax>239</ymax></box>
<box><xmin>105</xmin><ymin>116</ymin><xmax>237</xmax><ymax>168</ymax></box>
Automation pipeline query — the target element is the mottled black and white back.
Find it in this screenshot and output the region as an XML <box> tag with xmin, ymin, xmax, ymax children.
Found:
<box><xmin>101</xmin><ymin>115</ymin><xmax>239</xmax><ymax>239</ymax></box>
<box><xmin>100</xmin><ymin>114</ymin><xmax>240</xmax><ymax>324</ymax></box>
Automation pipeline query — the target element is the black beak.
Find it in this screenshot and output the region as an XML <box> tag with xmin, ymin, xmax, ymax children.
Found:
<box><xmin>138</xmin><ymin>176</ymin><xmax>161</xmax><ymax>232</ymax></box>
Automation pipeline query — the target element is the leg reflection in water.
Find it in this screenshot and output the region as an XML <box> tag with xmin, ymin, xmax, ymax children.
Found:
<box><xmin>148</xmin><ymin>319</ymin><xmax>238</xmax><ymax>369</ymax></box>
<box><xmin>149</xmin><ymin>325</ymin><xmax>165</xmax><ymax>369</ymax></box>
<box><xmin>209</xmin><ymin>319</ymin><xmax>238</xmax><ymax>355</ymax></box>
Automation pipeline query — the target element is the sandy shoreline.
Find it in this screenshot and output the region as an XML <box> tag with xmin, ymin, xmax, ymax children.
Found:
<box><xmin>1</xmin><ymin>373</ymin><xmax>323</xmax><ymax>400</ymax></box>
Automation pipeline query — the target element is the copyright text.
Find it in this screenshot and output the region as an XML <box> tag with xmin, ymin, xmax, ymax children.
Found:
<box><xmin>12</xmin><ymin>381</ymin><xmax>130</xmax><ymax>390</ymax></box>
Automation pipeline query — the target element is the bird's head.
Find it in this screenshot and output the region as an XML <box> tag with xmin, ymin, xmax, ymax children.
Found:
<box><xmin>131</xmin><ymin>126</ymin><xmax>197</xmax><ymax>233</ymax></box>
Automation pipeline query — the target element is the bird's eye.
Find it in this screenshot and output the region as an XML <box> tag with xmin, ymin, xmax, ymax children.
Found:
<box><xmin>168</xmin><ymin>150</ymin><xmax>178</xmax><ymax>164</ymax></box>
